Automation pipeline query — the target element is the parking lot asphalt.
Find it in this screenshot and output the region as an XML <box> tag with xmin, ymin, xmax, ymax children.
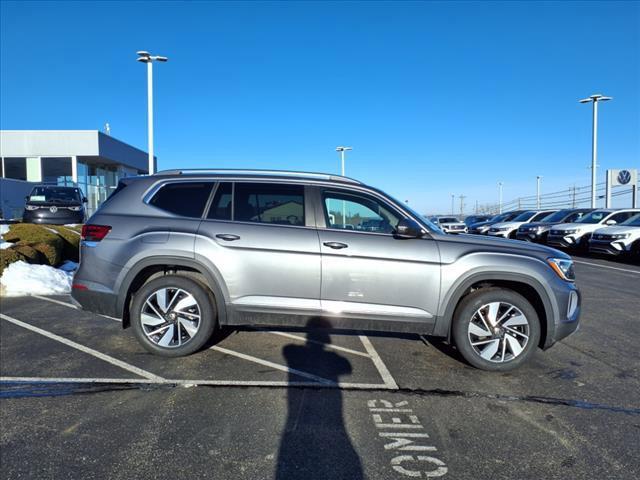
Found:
<box><xmin>1</xmin><ymin>257</ymin><xmax>639</xmax><ymax>480</ymax></box>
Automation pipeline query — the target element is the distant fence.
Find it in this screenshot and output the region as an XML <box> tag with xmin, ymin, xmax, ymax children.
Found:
<box><xmin>475</xmin><ymin>182</ymin><xmax>638</xmax><ymax>215</ymax></box>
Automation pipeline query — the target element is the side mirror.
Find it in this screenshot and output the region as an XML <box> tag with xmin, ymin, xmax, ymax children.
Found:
<box><xmin>395</xmin><ymin>218</ymin><xmax>424</xmax><ymax>239</ymax></box>
<box><xmin>25</xmin><ymin>196</ymin><xmax>29</xmax><ymax>201</ymax></box>
<box><xmin>83</xmin><ymin>197</ymin><xmax>88</xmax><ymax>203</ymax></box>
<box><xmin>605</xmin><ymin>219</ymin><xmax>616</xmax><ymax>225</ymax></box>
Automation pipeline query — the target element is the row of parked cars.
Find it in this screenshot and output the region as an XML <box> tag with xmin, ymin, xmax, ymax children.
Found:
<box><xmin>431</xmin><ymin>208</ymin><xmax>640</xmax><ymax>259</ymax></box>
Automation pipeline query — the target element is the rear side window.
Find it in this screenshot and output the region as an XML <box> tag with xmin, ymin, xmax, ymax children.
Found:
<box><xmin>207</xmin><ymin>182</ymin><xmax>232</xmax><ymax>220</ymax></box>
<box><xmin>234</xmin><ymin>183</ymin><xmax>305</xmax><ymax>226</ymax></box>
<box><xmin>149</xmin><ymin>182</ymin><xmax>213</xmax><ymax>218</ymax></box>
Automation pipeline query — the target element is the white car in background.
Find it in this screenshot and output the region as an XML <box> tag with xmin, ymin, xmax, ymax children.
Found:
<box><xmin>429</xmin><ymin>216</ymin><xmax>468</xmax><ymax>234</ymax></box>
<box><xmin>547</xmin><ymin>209</ymin><xmax>640</xmax><ymax>252</ymax></box>
<box><xmin>488</xmin><ymin>210</ymin><xmax>557</xmax><ymax>239</ymax></box>
<box><xmin>589</xmin><ymin>213</ymin><xmax>640</xmax><ymax>258</ymax></box>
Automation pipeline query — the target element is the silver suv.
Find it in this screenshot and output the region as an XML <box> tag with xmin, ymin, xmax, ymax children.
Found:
<box><xmin>72</xmin><ymin>169</ymin><xmax>581</xmax><ymax>371</ymax></box>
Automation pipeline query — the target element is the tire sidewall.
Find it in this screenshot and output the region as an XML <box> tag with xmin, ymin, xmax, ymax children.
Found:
<box><xmin>452</xmin><ymin>288</ymin><xmax>541</xmax><ymax>371</ymax></box>
<box><xmin>131</xmin><ymin>275</ymin><xmax>217</xmax><ymax>357</ymax></box>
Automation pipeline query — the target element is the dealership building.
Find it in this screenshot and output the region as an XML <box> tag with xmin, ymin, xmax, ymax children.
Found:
<box><xmin>0</xmin><ymin>130</ymin><xmax>153</xmax><ymax>218</ymax></box>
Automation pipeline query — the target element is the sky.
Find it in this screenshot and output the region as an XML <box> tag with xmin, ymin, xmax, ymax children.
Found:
<box><xmin>1</xmin><ymin>0</ymin><xmax>638</xmax><ymax>214</ymax></box>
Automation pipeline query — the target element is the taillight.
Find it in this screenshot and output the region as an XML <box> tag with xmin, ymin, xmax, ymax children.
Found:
<box><xmin>81</xmin><ymin>224</ymin><xmax>112</xmax><ymax>241</ymax></box>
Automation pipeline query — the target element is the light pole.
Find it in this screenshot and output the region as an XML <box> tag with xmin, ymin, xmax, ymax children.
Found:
<box><xmin>335</xmin><ymin>146</ymin><xmax>352</xmax><ymax>225</ymax></box>
<box><xmin>536</xmin><ymin>176</ymin><xmax>542</xmax><ymax>209</ymax></box>
<box><xmin>579</xmin><ymin>94</ymin><xmax>612</xmax><ymax>208</ymax></box>
<box><xmin>137</xmin><ymin>51</ymin><xmax>168</xmax><ymax>175</ymax></box>
<box><xmin>498</xmin><ymin>182</ymin><xmax>503</xmax><ymax>214</ymax></box>
<box><xmin>450</xmin><ymin>194</ymin><xmax>455</xmax><ymax>215</ymax></box>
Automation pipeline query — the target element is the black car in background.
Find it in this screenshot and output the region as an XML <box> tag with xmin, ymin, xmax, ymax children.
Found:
<box><xmin>23</xmin><ymin>185</ymin><xmax>87</xmax><ymax>225</ymax></box>
<box><xmin>468</xmin><ymin>210</ymin><xmax>526</xmax><ymax>235</ymax></box>
<box><xmin>516</xmin><ymin>208</ymin><xmax>594</xmax><ymax>243</ymax></box>
<box><xmin>464</xmin><ymin>214</ymin><xmax>492</xmax><ymax>226</ymax></box>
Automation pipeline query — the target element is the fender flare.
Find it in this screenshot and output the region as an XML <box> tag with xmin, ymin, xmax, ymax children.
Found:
<box><xmin>116</xmin><ymin>256</ymin><xmax>228</xmax><ymax>327</ymax></box>
<box><xmin>433</xmin><ymin>271</ymin><xmax>557</xmax><ymax>348</ymax></box>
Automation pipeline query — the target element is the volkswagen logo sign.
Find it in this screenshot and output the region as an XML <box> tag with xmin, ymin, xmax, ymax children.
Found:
<box><xmin>617</xmin><ymin>170</ymin><xmax>631</xmax><ymax>185</ymax></box>
<box><xmin>49</xmin><ymin>206</ymin><xmax>58</xmax><ymax>213</ymax></box>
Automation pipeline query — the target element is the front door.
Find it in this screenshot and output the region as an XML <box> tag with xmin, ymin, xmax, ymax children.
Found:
<box><xmin>317</xmin><ymin>187</ymin><xmax>441</xmax><ymax>331</ymax></box>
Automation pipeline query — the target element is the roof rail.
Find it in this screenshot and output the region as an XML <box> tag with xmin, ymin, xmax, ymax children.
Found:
<box><xmin>153</xmin><ymin>168</ymin><xmax>362</xmax><ymax>184</ymax></box>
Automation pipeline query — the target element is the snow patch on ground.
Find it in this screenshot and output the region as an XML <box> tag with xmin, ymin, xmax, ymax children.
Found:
<box><xmin>0</xmin><ymin>224</ymin><xmax>9</xmax><ymax>236</ymax></box>
<box><xmin>0</xmin><ymin>241</ymin><xmax>13</xmax><ymax>249</ymax></box>
<box><xmin>0</xmin><ymin>261</ymin><xmax>74</xmax><ymax>297</ymax></box>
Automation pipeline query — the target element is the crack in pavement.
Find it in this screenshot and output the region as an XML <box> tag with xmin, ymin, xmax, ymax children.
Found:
<box><xmin>1</xmin><ymin>380</ymin><xmax>639</xmax><ymax>416</ymax></box>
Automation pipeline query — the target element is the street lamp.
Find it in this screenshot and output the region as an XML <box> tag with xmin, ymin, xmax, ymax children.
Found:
<box><xmin>579</xmin><ymin>94</ymin><xmax>612</xmax><ymax>208</ymax></box>
<box><xmin>498</xmin><ymin>182</ymin><xmax>503</xmax><ymax>214</ymax></box>
<box><xmin>450</xmin><ymin>194</ymin><xmax>455</xmax><ymax>215</ymax></box>
<box><xmin>137</xmin><ymin>51</ymin><xmax>168</xmax><ymax>175</ymax></box>
<box><xmin>335</xmin><ymin>146</ymin><xmax>352</xmax><ymax>225</ymax></box>
<box><xmin>536</xmin><ymin>176</ymin><xmax>542</xmax><ymax>209</ymax></box>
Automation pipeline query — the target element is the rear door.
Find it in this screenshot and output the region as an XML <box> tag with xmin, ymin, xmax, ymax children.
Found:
<box><xmin>315</xmin><ymin>186</ymin><xmax>441</xmax><ymax>331</ymax></box>
<box><xmin>196</xmin><ymin>181</ymin><xmax>321</xmax><ymax>324</ymax></box>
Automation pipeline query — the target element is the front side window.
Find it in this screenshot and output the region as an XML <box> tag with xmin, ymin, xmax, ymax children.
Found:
<box><xmin>323</xmin><ymin>190</ymin><xmax>400</xmax><ymax>234</ymax></box>
<box><xmin>234</xmin><ymin>182</ymin><xmax>305</xmax><ymax>226</ymax></box>
<box><xmin>149</xmin><ymin>182</ymin><xmax>213</xmax><ymax>218</ymax></box>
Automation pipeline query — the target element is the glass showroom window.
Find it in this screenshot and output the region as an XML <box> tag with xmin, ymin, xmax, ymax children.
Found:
<box><xmin>3</xmin><ymin>157</ymin><xmax>27</xmax><ymax>181</ymax></box>
<box><xmin>41</xmin><ymin>157</ymin><xmax>73</xmax><ymax>185</ymax></box>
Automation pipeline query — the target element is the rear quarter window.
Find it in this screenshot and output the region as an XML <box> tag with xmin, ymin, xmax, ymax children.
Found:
<box><xmin>149</xmin><ymin>182</ymin><xmax>214</xmax><ymax>218</ymax></box>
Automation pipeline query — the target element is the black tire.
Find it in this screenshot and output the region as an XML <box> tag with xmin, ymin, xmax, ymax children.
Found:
<box><xmin>452</xmin><ymin>288</ymin><xmax>541</xmax><ymax>371</ymax></box>
<box><xmin>131</xmin><ymin>275</ymin><xmax>217</xmax><ymax>357</ymax></box>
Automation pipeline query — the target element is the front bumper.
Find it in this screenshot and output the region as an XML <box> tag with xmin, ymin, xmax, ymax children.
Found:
<box><xmin>23</xmin><ymin>210</ymin><xmax>85</xmax><ymax>225</ymax></box>
<box><xmin>545</xmin><ymin>282</ymin><xmax>581</xmax><ymax>348</ymax></box>
<box><xmin>588</xmin><ymin>239</ymin><xmax>629</xmax><ymax>256</ymax></box>
<box><xmin>547</xmin><ymin>234</ymin><xmax>580</xmax><ymax>249</ymax></box>
<box><xmin>516</xmin><ymin>231</ymin><xmax>545</xmax><ymax>242</ymax></box>
<box><xmin>487</xmin><ymin>230</ymin><xmax>510</xmax><ymax>238</ymax></box>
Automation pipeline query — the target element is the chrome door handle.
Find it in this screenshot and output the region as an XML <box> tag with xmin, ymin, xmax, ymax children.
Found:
<box><xmin>216</xmin><ymin>234</ymin><xmax>240</xmax><ymax>241</ymax></box>
<box><xmin>323</xmin><ymin>241</ymin><xmax>348</xmax><ymax>249</ymax></box>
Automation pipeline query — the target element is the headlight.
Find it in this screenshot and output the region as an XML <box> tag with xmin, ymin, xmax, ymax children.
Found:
<box><xmin>25</xmin><ymin>205</ymin><xmax>39</xmax><ymax>211</ymax></box>
<box><xmin>547</xmin><ymin>258</ymin><xmax>575</xmax><ymax>282</ymax></box>
<box><xmin>563</xmin><ymin>229</ymin><xmax>579</xmax><ymax>235</ymax></box>
<box><xmin>68</xmin><ymin>206</ymin><xmax>82</xmax><ymax>211</ymax></box>
<box><xmin>611</xmin><ymin>233</ymin><xmax>630</xmax><ymax>240</ymax></box>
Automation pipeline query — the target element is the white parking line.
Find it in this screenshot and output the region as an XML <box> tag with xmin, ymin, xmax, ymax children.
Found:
<box><xmin>269</xmin><ymin>331</ymin><xmax>371</xmax><ymax>357</ymax></box>
<box><xmin>573</xmin><ymin>260</ymin><xmax>640</xmax><ymax>275</ymax></box>
<box><xmin>0</xmin><ymin>376</ymin><xmax>395</xmax><ymax>389</ymax></box>
<box><xmin>359</xmin><ymin>335</ymin><xmax>399</xmax><ymax>390</ymax></box>
<box><xmin>210</xmin><ymin>345</ymin><xmax>336</xmax><ymax>385</ymax></box>
<box><xmin>0</xmin><ymin>313</ymin><xmax>163</xmax><ymax>381</ymax></box>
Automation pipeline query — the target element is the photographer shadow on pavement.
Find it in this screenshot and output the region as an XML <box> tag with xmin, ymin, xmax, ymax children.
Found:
<box><xmin>275</xmin><ymin>318</ymin><xmax>363</xmax><ymax>480</ymax></box>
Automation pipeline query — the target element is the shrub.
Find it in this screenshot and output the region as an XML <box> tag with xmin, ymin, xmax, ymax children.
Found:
<box><xmin>12</xmin><ymin>244</ymin><xmax>42</xmax><ymax>264</ymax></box>
<box><xmin>49</xmin><ymin>226</ymin><xmax>81</xmax><ymax>262</ymax></box>
<box><xmin>4</xmin><ymin>224</ymin><xmax>64</xmax><ymax>251</ymax></box>
<box><xmin>0</xmin><ymin>249</ymin><xmax>21</xmax><ymax>276</ymax></box>
<box><xmin>32</xmin><ymin>242</ymin><xmax>61</xmax><ymax>266</ymax></box>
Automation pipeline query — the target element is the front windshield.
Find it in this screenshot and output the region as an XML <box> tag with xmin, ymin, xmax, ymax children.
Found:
<box><xmin>577</xmin><ymin>210</ymin><xmax>610</xmax><ymax>224</ymax></box>
<box><xmin>29</xmin><ymin>186</ymin><xmax>81</xmax><ymax>203</ymax></box>
<box><xmin>489</xmin><ymin>212</ymin><xmax>511</xmax><ymax>222</ymax></box>
<box><xmin>539</xmin><ymin>209</ymin><xmax>572</xmax><ymax>223</ymax></box>
<box><xmin>512</xmin><ymin>211</ymin><xmax>536</xmax><ymax>222</ymax></box>
<box><xmin>621</xmin><ymin>213</ymin><xmax>640</xmax><ymax>227</ymax></box>
<box><xmin>438</xmin><ymin>217</ymin><xmax>460</xmax><ymax>223</ymax></box>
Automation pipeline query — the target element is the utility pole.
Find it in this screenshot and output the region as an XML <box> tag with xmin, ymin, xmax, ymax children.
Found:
<box><xmin>498</xmin><ymin>182</ymin><xmax>503</xmax><ymax>214</ymax></box>
<box><xmin>536</xmin><ymin>176</ymin><xmax>542</xmax><ymax>209</ymax></box>
<box><xmin>579</xmin><ymin>94</ymin><xmax>612</xmax><ymax>208</ymax></box>
<box><xmin>475</xmin><ymin>200</ymin><xmax>479</xmax><ymax>214</ymax></box>
<box><xmin>571</xmin><ymin>185</ymin><xmax>576</xmax><ymax>208</ymax></box>
<box><xmin>459</xmin><ymin>195</ymin><xmax>466</xmax><ymax>217</ymax></box>
<box><xmin>450</xmin><ymin>194</ymin><xmax>455</xmax><ymax>215</ymax></box>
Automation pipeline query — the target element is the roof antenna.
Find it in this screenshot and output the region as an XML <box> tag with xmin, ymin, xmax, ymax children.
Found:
<box><xmin>104</xmin><ymin>122</ymin><xmax>111</xmax><ymax>135</ymax></box>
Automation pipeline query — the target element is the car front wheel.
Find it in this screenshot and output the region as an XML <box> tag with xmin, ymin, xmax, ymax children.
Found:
<box><xmin>452</xmin><ymin>288</ymin><xmax>541</xmax><ymax>371</ymax></box>
<box><xmin>131</xmin><ymin>275</ymin><xmax>217</xmax><ymax>357</ymax></box>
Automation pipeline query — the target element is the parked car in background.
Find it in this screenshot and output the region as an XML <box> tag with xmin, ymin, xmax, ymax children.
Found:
<box><xmin>488</xmin><ymin>210</ymin><xmax>557</xmax><ymax>239</ymax></box>
<box><xmin>588</xmin><ymin>213</ymin><xmax>640</xmax><ymax>259</ymax></box>
<box><xmin>547</xmin><ymin>209</ymin><xmax>640</xmax><ymax>252</ymax></box>
<box><xmin>72</xmin><ymin>169</ymin><xmax>581</xmax><ymax>371</ymax></box>
<box><xmin>464</xmin><ymin>214</ymin><xmax>492</xmax><ymax>227</ymax></box>
<box><xmin>468</xmin><ymin>210</ymin><xmax>527</xmax><ymax>235</ymax></box>
<box><xmin>23</xmin><ymin>185</ymin><xmax>87</xmax><ymax>225</ymax></box>
<box><xmin>429</xmin><ymin>216</ymin><xmax>468</xmax><ymax>234</ymax></box>
<box><xmin>516</xmin><ymin>208</ymin><xmax>593</xmax><ymax>243</ymax></box>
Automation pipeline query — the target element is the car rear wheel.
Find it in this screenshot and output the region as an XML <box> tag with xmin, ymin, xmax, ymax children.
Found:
<box><xmin>452</xmin><ymin>288</ymin><xmax>540</xmax><ymax>371</ymax></box>
<box><xmin>131</xmin><ymin>275</ymin><xmax>217</xmax><ymax>357</ymax></box>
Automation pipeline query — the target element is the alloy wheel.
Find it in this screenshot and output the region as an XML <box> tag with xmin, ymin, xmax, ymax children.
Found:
<box><xmin>467</xmin><ymin>301</ymin><xmax>530</xmax><ymax>363</ymax></box>
<box><xmin>140</xmin><ymin>287</ymin><xmax>201</xmax><ymax>348</ymax></box>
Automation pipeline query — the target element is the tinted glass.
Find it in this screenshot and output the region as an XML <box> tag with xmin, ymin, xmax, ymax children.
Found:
<box><xmin>4</xmin><ymin>157</ymin><xmax>27</xmax><ymax>180</ymax></box>
<box><xmin>438</xmin><ymin>217</ymin><xmax>460</xmax><ymax>223</ymax></box>
<box><xmin>323</xmin><ymin>191</ymin><xmax>400</xmax><ymax>234</ymax></box>
<box><xmin>610</xmin><ymin>211</ymin><xmax>636</xmax><ymax>224</ymax></box>
<box><xmin>150</xmin><ymin>182</ymin><xmax>213</xmax><ymax>218</ymax></box>
<box><xmin>622</xmin><ymin>213</ymin><xmax>640</xmax><ymax>226</ymax></box>
<box><xmin>234</xmin><ymin>183</ymin><xmax>304</xmax><ymax>226</ymax></box>
<box><xmin>530</xmin><ymin>211</ymin><xmax>556</xmax><ymax>222</ymax></box>
<box><xmin>207</xmin><ymin>182</ymin><xmax>233</xmax><ymax>220</ymax></box>
<box><xmin>513</xmin><ymin>211</ymin><xmax>536</xmax><ymax>222</ymax></box>
<box><xmin>29</xmin><ymin>186</ymin><xmax>81</xmax><ymax>203</ymax></box>
<box><xmin>577</xmin><ymin>210</ymin><xmax>609</xmax><ymax>224</ymax></box>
